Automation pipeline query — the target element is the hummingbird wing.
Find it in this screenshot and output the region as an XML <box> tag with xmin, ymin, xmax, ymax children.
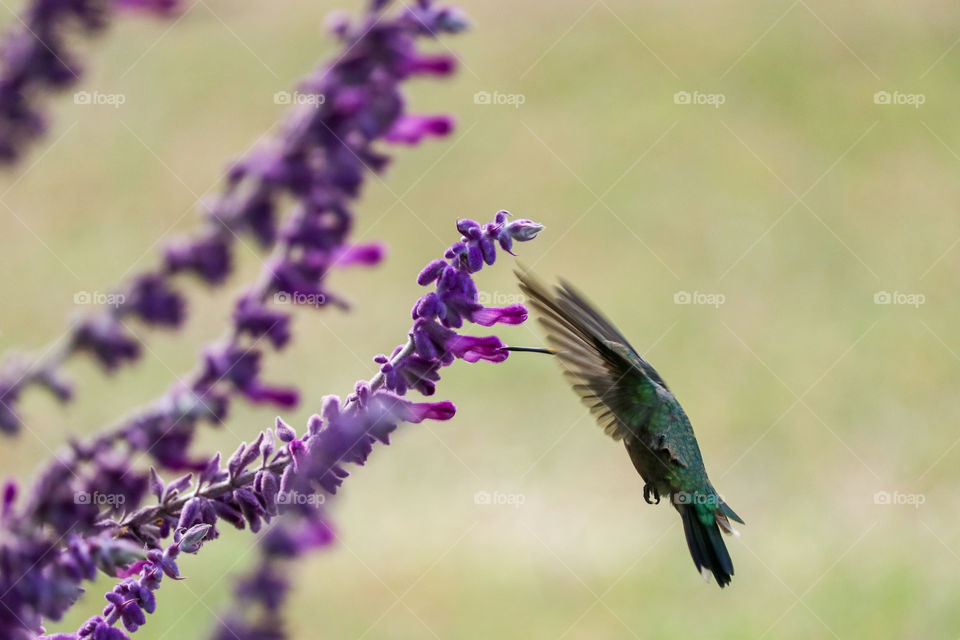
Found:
<box><xmin>516</xmin><ymin>270</ymin><xmax>667</xmax><ymax>442</ymax></box>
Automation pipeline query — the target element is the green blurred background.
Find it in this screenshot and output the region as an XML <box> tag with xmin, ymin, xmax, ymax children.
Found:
<box><xmin>2</xmin><ymin>0</ymin><xmax>959</xmax><ymax>637</ymax></box>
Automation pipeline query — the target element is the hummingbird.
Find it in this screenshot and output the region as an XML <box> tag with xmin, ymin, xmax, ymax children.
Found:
<box><xmin>509</xmin><ymin>271</ymin><xmax>743</xmax><ymax>588</ymax></box>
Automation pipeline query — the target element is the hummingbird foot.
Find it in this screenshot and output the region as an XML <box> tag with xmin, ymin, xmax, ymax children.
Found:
<box><xmin>643</xmin><ymin>483</ymin><xmax>660</xmax><ymax>505</ymax></box>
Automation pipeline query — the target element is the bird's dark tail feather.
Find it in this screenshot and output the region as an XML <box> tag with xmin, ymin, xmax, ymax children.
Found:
<box><xmin>678</xmin><ymin>503</ymin><xmax>734</xmax><ymax>588</ymax></box>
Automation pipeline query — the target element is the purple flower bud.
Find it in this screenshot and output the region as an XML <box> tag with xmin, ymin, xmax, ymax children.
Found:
<box><xmin>199</xmin><ymin>453</ymin><xmax>222</xmax><ymax>486</ymax></box>
<box><xmin>307</xmin><ymin>414</ymin><xmax>323</xmax><ymax>436</ymax></box>
<box><xmin>444</xmin><ymin>241</ymin><xmax>465</xmax><ymax>260</ymax></box>
<box><xmin>392</xmin><ymin>398</ymin><xmax>456</xmax><ymax>423</ymax></box>
<box><xmin>465</xmin><ymin>243</ymin><xmax>483</xmax><ymax>272</ymax></box>
<box><xmin>73</xmin><ymin>317</ymin><xmax>140</xmax><ymax>371</ymax></box>
<box><xmin>445</xmin><ymin>334</ymin><xmax>510</xmax><ymax>363</ymax></box>
<box><xmin>233</xmin><ymin>300</ymin><xmax>291</xmax><ymax>350</ymax></box>
<box><xmin>505</xmin><ymin>219</ymin><xmax>545</xmax><ymax>242</ymax></box>
<box><xmin>137</xmin><ymin>584</ymin><xmax>156</xmax><ymax>614</ymax></box>
<box><xmin>227</xmin><ymin>442</ymin><xmax>247</xmax><ymax>480</ymax></box>
<box><xmin>413</xmin><ymin>327</ymin><xmax>438</xmax><ymax>360</ymax></box>
<box><xmin>177</xmin><ymin>498</ymin><xmax>202</xmax><ymax>531</ymax></box>
<box><xmin>147</xmin><ymin>468</ymin><xmax>163</xmax><ymax>502</ymax></box>
<box><xmin>479</xmin><ymin>236</ymin><xmax>496</xmax><ymax>265</ymax></box>
<box><xmin>258</xmin><ymin>471</ymin><xmax>280</xmax><ymax>516</ymax></box>
<box><xmin>412</xmin><ymin>292</ymin><xmax>442</xmax><ymax>319</ymax></box>
<box><xmin>384</xmin><ymin>114</ymin><xmax>454</xmax><ymax>144</ymax></box>
<box><xmin>275</xmin><ymin>417</ymin><xmax>296</xmax><ymax>443</ymax></box>
<box><xmin>417</xmin><ymin>259</ymin><xmax>447</xmax><ymax>286</ymax></box>
<box><xmin>125</xmin><ymin>275</ymin><xmax>185</xmax><ymax>327</ymax></box>
<box><xmin>158</xmin><ymin>551</ymin><xmax>180</xmax><ymax>580</ymax></box>
<box><xmin>469</xmin><ymin>304</ymin><xmax>528</xmax><ymax>326</ymax></box>
<box><xmin>456</xmin><ymin>219</ymin><xmax>482</xmax><ymax>239</ymax></box>
<box><xmin>178</xmin><ymin>524</ymin><xmax>213</xmax><ymax>554</ymax></box>
<box><xmin>289</xmin><ymin>440</ymin><xmax>307</xmax><ymax>471</ymax></box>
<box><xmin>163</xmin><ymin>473</ymin><xmax>193</xmax><ymax>502</ymax></box>
<box><xmin>212</xmin><ymin>499</ymin><xmax>245</xmax><ymax>530</ymax></box>
<box><xmin>163</xmin><ymin>234</ymin><xmax>231</xmax><ymax>285</ymax></box>
<box><xmin>333</xmin><ymin>243</ymin><xmax>386</xmax><ymax>267</ymax></box>
<box><xmin>119</xmin><ymin>601</ymin><xmax>146</xmax><ymax>632</ymax></box>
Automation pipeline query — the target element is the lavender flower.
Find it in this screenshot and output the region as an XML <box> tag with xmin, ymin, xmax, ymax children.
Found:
<box><xmin>0</xmin><ymin>0</ymin><xmax>464</xmax><ymax>437</ymax></box>
<box><xmin>0</xmin><ymin>2</ymin><xmax>556</xmax><ymax>637</ymax></box>
<box><xmin>208</xmin><ymin>211</ymin><xmax>543</xmax><ymax>639</ymax></box>
<box><xmin>27</xmin><ymin>390</ymin><xmax>455</xmax><ymax>640</ymax></box>
<box><xmin>18</xmin><ymin>208</ymin><xmax>538</xmax><ymax>640</ymax></box>
<box><xmin>379</xmin><ymin>211</ymin><xmax>543</xmax><ymax>395</ymax></box>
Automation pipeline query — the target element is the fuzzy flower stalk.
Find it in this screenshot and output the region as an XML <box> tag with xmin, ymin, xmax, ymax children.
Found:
<box><xmin>9</xmin><ymin>0</ymin><xmax>468</xmax><ymax>558</ymax></box>
<box><xmin>207</xmin><ymin>212</ymin><xmax>544</xmax><ymax>639</ymax></box>
<box><xmin>0</xmin><ymin>0</ymin><xmax>465</xmax><ymax>438</ymax></box>
<box><xmin>0</xmin><ymin>211</ymin><xmax>543</xmax><ymax>640</ymax></box>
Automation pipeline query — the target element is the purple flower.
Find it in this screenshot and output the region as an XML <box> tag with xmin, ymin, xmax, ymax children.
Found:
<box><xmin>198</xmin><ymin>347</ymin><xmax>298</xmax><ymax>409</ymax></box>
<box><xmin>233</xmin><ymin>298</ymin><xmax>291</xmax><ymax>350</ymax></box>
<box><xmin>385</xmin><ymin>114</ymin><xmax>455</xmax><ymax>144</ymax></box>
<box><xmin>164</xmin><ymin>234</ymin><xmax>231</xmax><ymax>285</ymax></box>
<box><xmin>0</xmin><ymin>0</ymin><xmax>464</xmax><ymax>440</ymax></box>
<box><xmin>71</xmin><ymin>317</ymin><xmax>140</xmax><ymax>371</ymax></box>
<box><xmin>333</xmin><ymin>243</ymin><xmax>387</xmax><ymax>267</ymax></box>
<box><xmin>125</xmin><ymin>275</ymin><xmax>185</xmax><ymax>327</ymax></box>
<box><xmin>375</xmin><ymin>211</ymin><xmax>542</xmax><ymax>397</ymax></box>
<box><xmin>469</xmin><ymin>304</ymin><xmax>528</xmax><ymax>326</ymax></box>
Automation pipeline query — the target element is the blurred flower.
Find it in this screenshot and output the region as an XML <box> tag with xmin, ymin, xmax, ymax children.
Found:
<box><xmin>0</xmin><ymin>0</ymin><xmax>181</xmax><ymax>164</ymax></box>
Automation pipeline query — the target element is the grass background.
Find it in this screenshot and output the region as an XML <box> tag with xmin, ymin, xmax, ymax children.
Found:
<box><xmin>2</xmin><ymin>0</ymin><xmax>960</xmax><ymax>637</ymax></box>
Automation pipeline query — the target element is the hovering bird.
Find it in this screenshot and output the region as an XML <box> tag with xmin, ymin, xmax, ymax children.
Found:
<box><xmin>510</xmin><ymin>271</ymin><xmax>743</xmax><ymax>587</ymax></box>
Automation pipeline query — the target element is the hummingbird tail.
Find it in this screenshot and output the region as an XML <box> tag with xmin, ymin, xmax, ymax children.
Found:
<box><xmin>677</xmin><ymin>503</ymin><xmax>734</xmax><ymax>588</ymax></box>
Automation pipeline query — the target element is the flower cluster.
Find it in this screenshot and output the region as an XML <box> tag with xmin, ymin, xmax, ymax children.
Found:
<box><xmin>378</xmin><ymin>211</ymin><xmax>543</xmax><ymax>395</ymax></box>
<box><xmin>206</xmin><ymin>211</ymin><xmax>543</xmax><ymax>639</ymax></box>
<box><xmin>0</xmin><ymin>0</ymin><xmax>464</xmax><ymax>438</ymax></box>
<box><xmin>0</xmin><ymin>208</ymin><xmax>542</xmax><ymax>640</ymax></box>
<box><xmin>0</xmin><ymin>1</ymin><xmax>551</xmax><ymax>638</ymax></box>
<box><xmin>0</xmin><ymin>0</ymin><xmax>179</xmax><ymax>165</ymax></box>
<box><xmin>31</xmin><ymin>389</ymin><xmax>456</xmax><ymax>640</ymax></box>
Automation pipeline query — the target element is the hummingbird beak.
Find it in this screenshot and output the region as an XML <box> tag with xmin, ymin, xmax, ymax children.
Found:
<box><xmin>500</xmin><ymin>346</ymin><xmax>557</xmax><ymax>355</ymax></box>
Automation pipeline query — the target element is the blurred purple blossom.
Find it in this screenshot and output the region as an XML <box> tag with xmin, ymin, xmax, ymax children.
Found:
<box><xmin>0</xmin><ymin>0</ymin><xmax>463</xmax><ymax>437</ymax></box>
<box><xmin>0</xmin><ymin>1</ymin><xmax>554</xmax><ymax>638</ymax></box>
